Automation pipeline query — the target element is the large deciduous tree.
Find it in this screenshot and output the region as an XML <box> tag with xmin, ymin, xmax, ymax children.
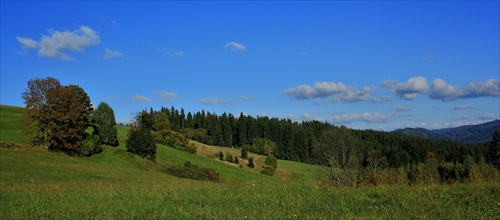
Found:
<box><xmin>313</xmin><ymin>126</ymin><xmax>360</xmax><ymax>187</ymax></box>
<box><xmin>21</xmin><ymin>77</ymin><xmax>97</xmax><ymax>155</ymax></box>
<box><xmin>94</xmin><ymin>102</ymin><xmax>119</xmax><ymax>146</ymax></box>
<box><xmin>21</xmin><ymin>77</ymin><xmax>61</xmax><ymax>147</ymax></box>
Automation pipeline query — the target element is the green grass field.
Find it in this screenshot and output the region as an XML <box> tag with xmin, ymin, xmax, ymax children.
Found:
<box><xmin>1</xmin><ymin>104</ymin><xmax>499</xmax><ymax>219</ymax></box>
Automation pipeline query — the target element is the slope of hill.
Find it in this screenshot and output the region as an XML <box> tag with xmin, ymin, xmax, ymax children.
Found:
<box><xmin>1</xmin><ymin>104</ymin><xmax>498</xmax><ymax>219</ymax></box>
<box><xmin>392</xmin><ymin>120</ymin><xmax>500</xmax><ymax>143</ymax></box>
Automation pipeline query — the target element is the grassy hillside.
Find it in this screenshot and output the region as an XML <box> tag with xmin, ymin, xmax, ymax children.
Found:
<box><xmin>0</xmin><ymin>105</ymin><xmax>28</xmax><ymax>144</ymax></box>
<box><xmin>1</xmin><ymin>104</ymin><xmax>499</xmax><ymax>219</ymax></box>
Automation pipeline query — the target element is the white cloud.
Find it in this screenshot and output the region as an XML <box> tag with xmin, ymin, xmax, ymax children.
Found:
<box><xmin>198</xmin><ymin>98</ymin><xmax>232</xmax><ymax>105</ymax></box>
<box><xmin>284</xmin><ymin>113</ymin><xmax>315</xmax><ymax>122</ymax></box>
<box><xmin>224</xmin><ymin>41</ymin><xmax>246</xmax><ymax>52</ymax></box>
<box><xmin>132</xmin><ymin>94</ymin><xmax>152</xmax><ymax>103</ymax></box>
<box><xmin>477</xmin><ymin>113</ymin><xmax>497</xmax><ymax>121</ymax></box>
<box><xmin>170</xmin><ymin>50</ymin><xmax>185</xmax><ymax>58</ymax></box>
<box><xmin>103</xmin><ymin>48</ymin><xmax>123</xmax><ymax>60</ymax></box>
<box><xmin>17</xmin><ymin>25</ymin><xmax>100</xmax><ymax>61</ymax></box>
<box><xmin>460</xmin><ymin>115</ymin><xmax>472</xmax><ymax>119</ymax></box>
<box><xmin>284</xmin><ymin>81</ymin><xmax>376</xmax><ymax>103</ymax></box>
<box><xmin>381</xmin><ymin>76</ymin><xmax>429</xmax><ymax>100</ymax></box>
<box><xmin>430</xmin><ymin>78</ymin><xmax>500</xmax><ymax>101</ymax></box>
<box><xmin>16</xmin><ymin>37</ymin><xmax>38</xmax><ymax>51</ymax></box>
<box><xmin>156</xmin><ymin>90</ymin><xmax>179</xmax><ymax>102</ymax></box>
<box><xmin>328</xmin><ymin>112</ymin><xmax>393</xmax><ymax>124</ymax></box>
<box><xmin>239</xmin><ymin>96</ymin><xmax>253</xmax><ymax>101</ymax></box>
<box><xmin>453</xmin><ymin>105</ymin><xmax>476</xmax><ymax>110</ymax></box>
<box><xmin>392</xmin><ymin>105</ymin><xmax>411</xmax><ymax>111</ymax></box>
<box><xmin>117</xmin><ymin>118</ymin><xmax>134</xmax><ymax>125</ymax></box>
<box><xmin>421</xmin><ymin>55</ymin><xmax>436</xmax><ymax>61</ymax></box>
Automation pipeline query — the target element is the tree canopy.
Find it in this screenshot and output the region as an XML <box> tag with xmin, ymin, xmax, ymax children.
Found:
<box><xmin>21</xmin><ymin>77</ymin><xmax>98</xmax><ymax>155</ymax></box>
<box><xmin>94</xmin><ymin>102</ymin><xmax>118</xmax><ymax>146</ymax></box>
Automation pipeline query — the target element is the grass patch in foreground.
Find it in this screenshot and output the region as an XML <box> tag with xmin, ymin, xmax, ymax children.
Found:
<box><xmin>2</xmin><ymin>175</ymin><xmax>498</xmax><ymax>219</ymax></box>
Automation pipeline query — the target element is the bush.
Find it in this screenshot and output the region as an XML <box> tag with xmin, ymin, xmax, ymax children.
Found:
<box><xmin>248</xmin><ymin>157</ymin><xmax>255</xmax><ymax>168</ymax></box>
<box><xmin>126</xmin><ymin>127</ymin><xmax>156</xmax><ymax>159</ymax></box>
<box><xmin>225</xmin><ymin>151</ymin><xmax>233</xmax><ymax>162</ymax></box>
<box><xmin>218</xmin><ymin>151</ymin><xmax>224</xmax><ymax>160</ymax></box>
<box><xmin>234</xmin><ymin>156</ymin><xmax>239</xmax><ymax>164</ymax></box>
<box><xmin>152</xmin><ymin>129</ymin><xmax>196</xmax><ymax>154</ymax></box>
<box><xmin>261</xmin><ymin>165</ymin><xmax>275</xmax><ymax>176</ymax></box>
<box><xmin>164</xmin><ymin>161</ymin><xmax>220</xmax><ymax>182</ymax></box>
<box><xmin>80</xmin><ymin>134</ymin><xmax>102</xmax><ymax>157</ymax></box>
<box><xmin>265</xmin><ymin>154</ymin><xmax>278</xmax><ymax>169</ymax></box>
<box><xmin>241</xmin><ymin>147</ymin><xmax>248</xmax><ymax>159</ymax></box>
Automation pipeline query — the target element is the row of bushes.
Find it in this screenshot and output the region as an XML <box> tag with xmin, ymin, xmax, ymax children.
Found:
<box><xmin>353</xmin><ymin>157</ymin><xmax>500</xmax><ymax>187</ymax></box>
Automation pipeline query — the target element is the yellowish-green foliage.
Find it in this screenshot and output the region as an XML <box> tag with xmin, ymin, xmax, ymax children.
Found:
<box><xmin>1</xmin><ymin>105</ymin><xmax>500</xmax><ymax>219</ymax></box>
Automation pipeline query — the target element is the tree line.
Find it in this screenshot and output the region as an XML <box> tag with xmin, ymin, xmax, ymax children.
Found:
<box><xmin>147</xmin><ymin>106</ymin><xmax>491</xmax><ymax>166</ymax></box>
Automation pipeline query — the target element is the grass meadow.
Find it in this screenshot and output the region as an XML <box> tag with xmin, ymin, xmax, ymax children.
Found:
<box><xmin>1</xmin><ymin>105</ymin><xmax>499</xmax><ymax>219</ymax></box>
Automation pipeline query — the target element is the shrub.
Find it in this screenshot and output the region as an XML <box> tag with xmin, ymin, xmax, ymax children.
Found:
<box><xmin>164</xmin><ymin>161</ymin><xmax>220</xmax><ymax>182</ymax></box>
<box><xmin>225</xmin><ymin>151</ymin><xmax>233</xmax><ymax>162</ymax></box>
<box><xmin>152</xmin><ymin>129</ymin><xmax>196</xmax><ymax>154</ymax></box>
<box><xmin>80</xmin><ymin>134</ymin><xmax>102</xmax><ymax>157</ymax></box>
<box><xmin>261</xmin><ymin>165</ymin><xmax>275</xmax><ymax>176</ymax></box>
<box><xmin>218</xmin><ymin>151</ymin><xmax>224</xmax><ymax>160</ymax></box>
<box><xmin>234</xmin><ymin>156</ymin><xmax>239</xmax><ymax>164</ymax></box>
<box><xmin>126</xmin><ymin>127</ymin><xmax>156</xmax><ymax>160</ymax></box>
<box><xmin>248</xmin><ymin>157</ymin><xmax>255</xmax><ymax>168</ymax></box>
<box><xmin>265</xmin><ymin>154</ymin><xmax>278</xmax><ymax>169</ymax></box>
<box><xmin>241</xmin><ymin>147</ymin><xmax>248</xmax><ymax>159</ymax></box>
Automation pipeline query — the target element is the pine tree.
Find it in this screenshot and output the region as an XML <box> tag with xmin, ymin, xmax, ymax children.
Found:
<box><xmin>486</xmin><ymin>130</ymin><xmax>500</xmax><ymax>170</ymax></box>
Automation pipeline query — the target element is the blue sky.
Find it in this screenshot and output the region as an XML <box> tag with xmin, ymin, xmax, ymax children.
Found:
<box><xmin>1</xmin><ymin>1</ymin><xmax>499</xmax><ymax>131</ymax></box>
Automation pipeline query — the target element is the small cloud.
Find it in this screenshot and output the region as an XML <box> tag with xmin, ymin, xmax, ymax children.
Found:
<box><xmin>16</xmin><ymin>25</ymin><xmax>100</xmax><ymax>61</ymax></box>
<box><xmin>239</xmin><ymin>96</ymin><xmax>253</xmax><ymax>101</ymax></box>
<box><xmin>477</xmin><ymin>113</ymin><xmax>497</xmax><ymax>121</ymax></box>
<box><xmin>284</xmin><ymin>81</ymin><xmax>376</xmax><ymax>103</ymax></box>
<box><xmin>372</xmin><ymin>95</ymin><xmax>393</xmax><ymax>103</ymax></box>
<box><xmin>224</xmin><ymin>41</ymin><xmax>246</xmax><ymax>52</ymax></box>
<box><xmin>328</xmin><ymin>112</ymin><xmax>393</xmax><ymax>124</ymax></box>
<box><xmin>430</xmin><ymin>78</ymin><xmax>500</xmax><ymax>101</ymax></box>
<box><xmin>103</xmin><ymin>47</ymin><xmax>123</xmax><ymax>60</ymax></box>
<box><xmin>392</xmin><ymin>105</ymin><xmax>411</xmax><ymax>111</ymax></box>
<box><xmin>284</xmin><ymin>113</ymin><xmax>315</xmax><ymax>122</ymax></box>
<box><xmin>156</xmin><ymin>90</ymin><xmax>179</xmax><ymax>102</ymax></box>
<box><xmin>16</xmin><ymin>37</ymin><xmax>38</xmax><ymax>53</ymax></box>
<box><xmin>381</xmin><ymin>76</ymin><xmax>429</xmax><ymax>100</ymax></box>
<box><xmin>170</xmin><ymin>50</ymin><xmax>185</xmax><ymax>58</ymax></box>
<box><xmin>453</xmin><ymin>105</ymin><xmax>476</xmax><ymax>110</ymax></box>
<box><xmin>198</xmin><ymin>98</ymin><xmax>232</xmax><ymax>105</ymax></box>
<box><xmin>422</xmin><ymin>55</ymin><xmax>436</xmax><ymax>61</ymax></box>
<box><xmin>131</xmin><ymin>94</ymin><xmax>152</xmax><ymax>103</ymax></box>
<box><xmin>111</xmin><ymin>20</ymin><xmax>120</xmax><ymax>27</ymax></box>
<box><xmin>117</xmin><ymin>118</ymin><xmax>134</xmax><ymax>125</ymax></box>
<box><xmin>460</xmin><ymin>115</ymin><xmax>472</xmax><ymax>119</ymax></box>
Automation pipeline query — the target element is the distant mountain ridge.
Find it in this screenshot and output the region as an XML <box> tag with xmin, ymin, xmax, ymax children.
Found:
<box><xmin>392</xmin><ymin>120</ymin><xmax>500</xmax><ymax>144</ymax></box>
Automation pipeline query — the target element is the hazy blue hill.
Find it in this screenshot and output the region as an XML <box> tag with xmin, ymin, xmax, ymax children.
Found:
<box><xmin>393</xmin><ymin>120</ymin><xmax>500</xmax><ymax>144</ymax></box>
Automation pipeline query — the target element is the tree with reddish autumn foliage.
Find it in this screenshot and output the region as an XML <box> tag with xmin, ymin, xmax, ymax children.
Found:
<box><xmin>21</xmin><ymin>77</ymin><xmax>98</xmax><ymax>155</ymax></box>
